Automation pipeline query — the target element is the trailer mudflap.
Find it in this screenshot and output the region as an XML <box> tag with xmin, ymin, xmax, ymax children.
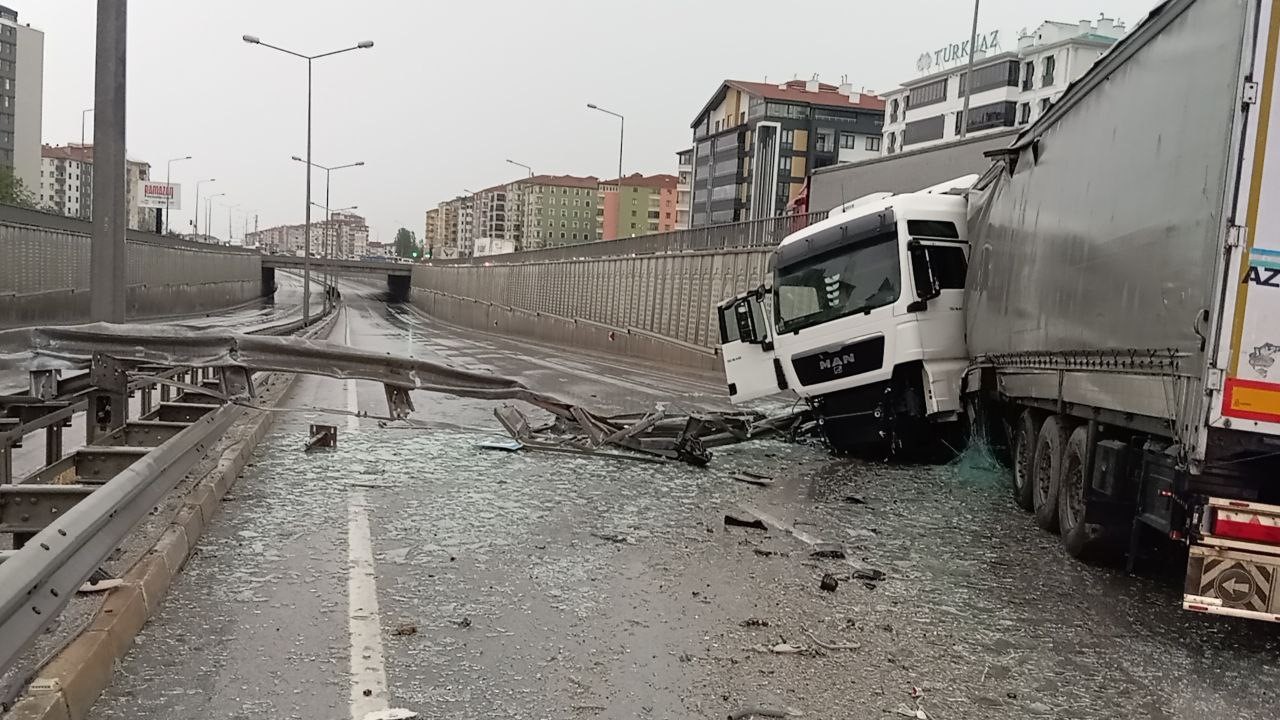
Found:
<box><xmin>1184</xmin><ymin>545</ymin><xmax>1280</xmax><ymax>623</ymax></box>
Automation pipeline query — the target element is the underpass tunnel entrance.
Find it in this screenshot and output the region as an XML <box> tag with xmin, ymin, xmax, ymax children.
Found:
<box><xmin>387</xmin><ymin>274</ymin><xmax>411</xmax><ymax>303</ymax></box>
<box><xmin>261</xmin><ymin>266</ymin><xmax>276</xmax><ymax>296</ymax></box>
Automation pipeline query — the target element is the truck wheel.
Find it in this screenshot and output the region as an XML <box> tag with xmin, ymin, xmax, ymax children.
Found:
<box><xmin>1032</xmin><ymin>415</ymin><xmax>1072</xmax><ymax>533</ymax></box>
<box><xmin>1010</xmin><ymin>410</ymin><xmax>1040</xmax><ymax>512</ymax></box>
<box><xmin>1058</xmin><ymin>426</ymin><xmax>1116</xmax><ymax>561</ymax></box>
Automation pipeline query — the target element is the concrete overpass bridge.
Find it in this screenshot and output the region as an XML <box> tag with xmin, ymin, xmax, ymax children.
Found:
<box><xmin>260</xmin><ymin>255</ymin><xmax>413</xmax><ymax>300</ymax></box>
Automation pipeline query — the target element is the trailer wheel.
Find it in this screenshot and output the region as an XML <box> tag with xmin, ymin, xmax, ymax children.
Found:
<box><xmin>1032</xmin><ymin>415</ymin><xmax>1072</xmax><ymax>533</ymax></box>
<box><xmin>1058</xmin><ymin>426</ymin><xmax>1116</xmax><ymax>561</ymax></box>
<box><xmin>1010</xmin><ymin>410</ymin><xmax>1040</xmax><ymax>512</ymax></box>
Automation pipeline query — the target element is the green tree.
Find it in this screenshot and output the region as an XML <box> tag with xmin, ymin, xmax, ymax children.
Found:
<box><xmin>393</xmin><ymin>227</ymin><xmax>420</xmax><ymax>259</ymax></box>
<box><xmin>0</xmin><ymin>166</ymin><xmax>38</xmax><ymax>209</ymax></box>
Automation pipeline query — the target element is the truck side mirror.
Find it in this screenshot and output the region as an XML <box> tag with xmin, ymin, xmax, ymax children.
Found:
<box><xmin>734</xmin><ymin>299</ymin><xmax>760</xmax><ymax>344</ymax></box>
<box><xmin>908</xmin><ymin>240</ymin><xmax>941</xmax><ymax>305</ymax></box>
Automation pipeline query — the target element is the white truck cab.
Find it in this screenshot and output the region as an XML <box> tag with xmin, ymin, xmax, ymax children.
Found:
<box><xmin>718</xmin><ymin>177</ymin><xmax>975</xmax><ymax>454</ymax></box>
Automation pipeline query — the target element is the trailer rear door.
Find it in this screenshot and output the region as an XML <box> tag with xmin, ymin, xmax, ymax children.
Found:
<box><xmin>1214</xmin><ymin>0</ymin><xmax>1280</xmax><ymax>436</ymax></box>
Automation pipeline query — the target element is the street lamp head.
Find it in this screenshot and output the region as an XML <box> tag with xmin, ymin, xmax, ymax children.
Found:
<box><xmin>357</xmin><ymin>40</ymin><xmax>374</xmax><ymax>49</ymax></box>
<box><xmin>291</xmin><ymin>155</ymin><xmax>304</xmax><ymax>162</ymax></box>
<box><xmin>242</xmin><ymin>35</ymin><xmax>261</xmax><ymax>44</ymax></box>
<box><xmin>355</xmin><ymin>161</ymin><xmax>365</xmax><ymax>166</ymax></box>
<box><xmin>586</xmin><ymin>103</ymin><xmax>598</xmax><ymax>109</ymax></box>
<box><xmin>182</xmin><ymin>155</ymin><xmax>192</xmax><ymax>160</ymax></box>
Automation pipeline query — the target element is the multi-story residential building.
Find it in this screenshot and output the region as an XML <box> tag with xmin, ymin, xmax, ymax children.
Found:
<box><xmin>246</xmin><ymin>212</ymin><xmax>368</xmax><ymax>256</ymax></box>
<box><xmin>597</xmin><ymin>173</ymin><xmax>677</xmax><ymax>241</ymax></box>
<box><xmin>688</xmin><ymin>78</ymin><xmax>884</xmax><ymax>227</ymax></box>
<box><xmin>0</xmin><ymin>5</ymin><xmax>42</xmax><ymax>192</ymax></box>
<box><xmin>424</xmin><ymin>207</ymin><xmax>440</xmax><ymax>254</ymax></box>
<box><xmin>675</xmin><ymin>148</ymin><xmax>693</xmax><ymax>230</ymax></box>
<box><xmin>39</xmin><ymin>144</ymin><xmax>157</xmax><ymax>230</ymax></box>
<box><xmin>454</xmin><ymin>195</ymin><xmax>474</xmax><ymax>256</ymax></box>
<box><xmin>472</xmin><ymin>184</ymin><xmax>514</xmax><ymax>253</ymax></box>
<box><xmin>881</xmin><ymin>17</ymin><xmax>1126</xmax><ymax>154</ymax></box>
<box><xmin>38</xmin><ymin>144</ymin><xmax>91</xmax><ymax>218</ymax></box>
<box><xmin>514</xmin><ymin>174</ymin><xmax>599</xmax><ymax>250</ymax></box>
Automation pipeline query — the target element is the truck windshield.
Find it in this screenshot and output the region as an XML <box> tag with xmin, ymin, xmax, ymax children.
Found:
<box><xmin>773</xmin><ymin>231</ymin><xmax>900</xmax><ymax>334</ymax></box>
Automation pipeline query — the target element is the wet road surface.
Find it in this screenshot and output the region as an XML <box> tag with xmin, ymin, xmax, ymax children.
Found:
<box><xmin>86</xmin><ymin>282</ymin><xmax>1280</xmax><ymax>720</ymax></box>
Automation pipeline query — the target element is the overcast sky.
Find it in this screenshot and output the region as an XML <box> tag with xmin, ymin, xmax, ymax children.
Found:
<box><xmin>23</xmin><ymin>0</ymin><xmax>1159</xmax><ymax>243</ymax></box>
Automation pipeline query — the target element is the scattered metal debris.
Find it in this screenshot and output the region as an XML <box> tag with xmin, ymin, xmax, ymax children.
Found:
<box><xmin>77</xmin><ymin>577</ymin><xmax>123</xmax><ymax>593</ymax></box>
<box><xmin>851</xmin><ymin>568</ymin><xmax>886</xmax><ymax>582</ymax></box>
<box><xmin>809</xmin><ymin>543</ymin><xmax>847</xmax><ymax>559</ymax></box>
<box><xmin>819</xmin><ymin>573</ymin><xmax>840</xmax><ymax>592</ymax></box>
<box><xmin>802</xmin><ymin>627</ymin><xmax>860</xmax><ymax>651</ymax></box>
<box><xmin>724</xmin><ymin>513</ymin><xmax>768</xmax><ymax>531</ymax></box>
<box><xmin>894</xmin><ymin>706</ymin><xmax>931</xmax><ymax>719</ymax></box>
<box><xmin>392</xmin><ymin>623</ymin><xmax>417</xmax><ymax>636</ymax></box>
<box><xmin>455</xmin><ymin>616</ymin><xmax>472</xmax><ymax>628</ymax></box>
<box><xmin>305</xmin><ymin>423</ymin><xmax>337</xmax><ymax>452</ymax></box>
<box><xmin>749</xmin><ymin>642</ymin><xmax>805</xmax><ymax>654</ymax></box>
<box><xmin>727</xmin><ymin>706</ymin><xmax>805</xmax><ymax>720</ymax></box>
<box><xmin>361</xmin><ymin>709</ymin><xmax>419</xmax><ymax>720</ymax></box>
<box><xmin>731</xmin><ymin>473</ymin><xmax>773</xmax><ymax>487</ymax></box>
<box><xmin>739</xmin><ymin>617</ymin><xmax>771</xmax><ymax>627</ymax></box>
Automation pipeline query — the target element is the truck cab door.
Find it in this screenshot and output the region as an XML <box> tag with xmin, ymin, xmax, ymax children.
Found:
<box><xmin>718</xmin><ymin>289</ymin><xmax>784</xmax><ymax>403</ymax></box>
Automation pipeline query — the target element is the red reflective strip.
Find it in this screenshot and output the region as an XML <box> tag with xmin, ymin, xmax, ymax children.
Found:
<box><xmin>1229</xmin><ymin>500</ymin><xmax>1251</xmax><ymax>508</ymax></box>
<box><xmin>1213</xmin><ymin>516</ymin><xmax>1280</xmax><ymax>545</ymax></box>
<box><xmin>1187</xmin><ymin>604</ymin><xmax>1209</xmax><ymax>612</ymax></box>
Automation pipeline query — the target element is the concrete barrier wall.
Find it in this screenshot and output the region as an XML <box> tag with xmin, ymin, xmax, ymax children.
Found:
<box><xmin>411</xmin><ymin>248</ymin><xmax>773</xmax><ymax>372</ymax></box>
<box><xmin>0</xmin><ymin>205</ymin><xmax>261</xmax><ymax>328</ymax></box>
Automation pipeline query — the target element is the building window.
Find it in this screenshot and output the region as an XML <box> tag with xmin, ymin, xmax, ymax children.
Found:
<box><xmin>631</xmin><ymin>209</ymin><xmax>637</xmax><ymax>216</ymax></box>
<box><xmin>907</xmin><ymin>78</ymin><xmax>947</xmax><ymax>109</ymax></box>
<box><xmin>1023</xmin><ymin>61</ymin><xmax>1035</xmax><ymax>90</ymax></box>
<box><xmin>1042</xmin><ymin>55</ymin><xmax>1056</xmax><ymax>86</ymax></box>
<box><xmin>957</xmin><ymin>60</ymin><xmax>1021</xmax><ymax>96</ymax></box>
<box><xmin>1018</xmin><ymin>102</ymin><xmax>1031</xmax><ymax>124</ymax></box>
<box><xmin>865</xmin><ymin>136</ymin><xmax>882</xmax><ymax>152</ymax></box>
<box><xmin>779</xmin><ymin>155</ymin><xmax>792</xmax><ymax>174</ymax></box>
<box><xmin>815</xmin><ymin>128</ymin><xmax>835</xmax><ymax>152</ymax></box>
<box><xmin>889</xmin><ymin>98</ymin><xmax>899</xmax><ymax>124</ymax></box>
<box><xmin>838</xmin><ymin>133</ymin><xmax>858</xmax><ymax>150</ymax></box>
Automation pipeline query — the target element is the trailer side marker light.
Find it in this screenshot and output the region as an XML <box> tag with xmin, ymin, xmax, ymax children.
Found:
<box><xmin>1169</xmin><ymin>530</ymin><xmax>1183</xmax><ymax>540</ymax></box>
<box><xmin>1187</xmin><ymin>604</ymin><xmax>1210</xmax><ymax>612</ymax></box>
<box><xmin>1228</xmin><ymin>500</ymin><xmax>1251</xmax><ymax>508</ymax></box>
<box><xmin>1159</xmin><ymin>490</ymin><xmax>1173</xmax><ymax>498</ymax></box>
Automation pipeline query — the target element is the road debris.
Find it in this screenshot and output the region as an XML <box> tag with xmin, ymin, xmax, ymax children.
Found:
<box><xmin>455</xmin><ymin>616</ymin><xmax>472</xmax><ymax>628</ymax></box>
<box><xmin>894</xmin><ymin>706</ymin><xmax>931</xmax><ymax>719</ymax></box>
<box><xmin>727</xmin><ymin>706</ymin><xmax>805</xmax><ymax>719</ymax></box>
<box><xmin>392</xmin><ymin>623</ymin><xmax>417</xmax><ymax>636</ymax></box>
<box><xmin>851</xmin><ymin>568</ymin><xmax>886</xmax><ymax>582</ymax></box>
<box><xmin>724</xmin><ymin>512</ymin><xmax>769</xmax><ymax>531</ymax></box>
<box><xmin>819</xmin><ymin>573</ymin><xmax>840</xmax><ymax>592</ymax></box>
<box><xmin>749</xmin><ymin>642</ymin><xmax>806</xmax><ymax>654</ymax></box>
<box><xmin>77</xmin><ymin>577</ymin><xmax>124</xmax><ymax>593</ymax></box>
<box><xmin>590</xmin><ymin>531</ymin><xmax>636</xmax><ymax>545</ymax></box>
<box><xmin>361</xmin><ymin>709</ymin><xmax>418</xmax><ymax>720</ymax></box>
<box><xmin>731</xmin><ymin>472</ymin><xmax>774</xmax><ymax>487</ymax></box>
<box><xmin>304</xmin><ymin>423</ymin><xmax>337</xmax><ymax>452</ymax></box>
<box><xmin>841</xmin><ymin>494</ymin><xmax>869</xmax><ymax>505</ymax></box>
<box><xmin>802</xmin><ymin>627</ymin><xmax>860</xmax><ymax>651</ymax></box>
<box><xmin>740</xmin><ymin>617</ymin><xmax>771</xmax><ymax>627</ymax></box>
<box><xmin>809</xmin><ymin>543</ymin><xmax>847</xmax><ymax>559</ymax></box>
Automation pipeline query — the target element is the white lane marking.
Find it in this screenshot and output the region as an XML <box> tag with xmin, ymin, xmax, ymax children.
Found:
<box><xmin>344</xmin><ymin>308</ymin><xmax>388</xmax><ymax>719</ymax></box>
<box><xmin>345</xmin><ymin>312</ymin><xmax>360</xmax><ymax>431</ymax></box>
<box><xmin>348</xmin><ymin>489</ymin><xmax>389</xmax><ymax>719</ymax></box>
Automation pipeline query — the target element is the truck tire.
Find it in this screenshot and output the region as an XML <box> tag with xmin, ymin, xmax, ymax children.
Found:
<box><xmin>1010</xmin><ymin>410</ymin><xmax>1040</xmax><ymax>512</ymax></box>
<box><xmin>1032</xmin><ymin>415</ymin><xmax>1072</xmax><ymax>533</ymax></box>
<box><xmin>1058</xmin><ymin>426</ymin><xmax>1116</xmax><ymax>562</ymax></box>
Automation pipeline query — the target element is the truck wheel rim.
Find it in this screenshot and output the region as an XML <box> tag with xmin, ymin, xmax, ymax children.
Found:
<box><xmin>1014</xmin><ymin>435</ymin><xmax>1030</xmax><ymax>490</ymax></box>
<box><xmin>1063</xmin><ymin>460</ymin><xmax>1084</xmax><ymax>529</ymax></box>
<box><xmin>1035</xmin><ymin>446</ymin><xmax>1053</xmax><ymax>502</ymax></box>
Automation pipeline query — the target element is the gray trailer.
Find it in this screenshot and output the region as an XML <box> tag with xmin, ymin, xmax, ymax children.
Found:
<box><xmin>964</xmin><ymin>0</ymin><xmax>1280</xmax><ymax>622</ymax></box>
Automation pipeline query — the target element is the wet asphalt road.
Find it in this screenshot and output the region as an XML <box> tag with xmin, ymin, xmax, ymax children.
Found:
<box><xmin>86</xmin><ymin>282</ymin><xmax>1280</xmax><ymax>720</ymax></box>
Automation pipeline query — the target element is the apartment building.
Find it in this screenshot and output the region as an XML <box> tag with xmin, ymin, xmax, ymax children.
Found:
<box><xmin>0</xmin><ymin>5</ymin><xmax>42</xmax><ymax>191</ymax></box>
<box><xmin>881</xmin><ymin>17</ymin><xmax>1126</xmax><ymax>153</ymax></box>
<box><xmin>247</xmin><ymin>212</ymin><xmax>369</xmax><ymax>257</ymax></box>
<box><xmin>675</xmin><ymin>148</ymin><xmax>693</xmax><ymax>230</ymax></box>
<box><xmin>688</xmin><ymin>78</ymin><xmax>884</xmax><ymax>227</ymax></box>
<box><xmin>597</xmin><ymin>173</ymin><xmax>677</xmax><ymax>241</ymax></box>
<box><xmin>39</xmin><ymin>144</ymin><xmax>158</xmax><ymax>231</ymax></box>
<box><xmin>513</xmin><ymin>174</ymin><xmax>600</xmax><ymax>250</ymax></box>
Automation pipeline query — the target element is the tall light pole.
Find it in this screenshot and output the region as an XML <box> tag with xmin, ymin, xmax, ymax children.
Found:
<box><xmin>205</xmin><ymin>192</ymin><xmax>225</xmax><ymax>244</ymax></box>
<box><xmin>193</xmin><ymin>178</ymin><xmax>215</xmax><ymax>237</ymax></box>
<box><xmin>244</xmin><ymin>34</ymin><xmax>373</xmax><ymax>323</ymax></box>
<box><xmin>505</xmin><ymin>158</ymin><xmax>533</xmax><ymax>177</ymax></box>
<box><xmin>80</xmin><ymin>107</ymin><xmax>93</xmax><ymax>149</ymax></box>
<box><xmin>292</xmin><ymin>156</ymin><xmax>363</xmax><ymax>290</ymax></box>
<box><xmin>164</xmin><ymin>155</ymin><xmax>191</xmax><ymax>235</ymax></box>
<box><xmin>586</xmin><ymin>103</ymin><xmax>624</xmax><ymax>180</ymax></box>
<box><xmin>88</xmin><ymin>0</ymin><xmax>123</xmax><ymax>323</ymax></box>
<box><xmin>959</xmin><ymin>0</ymin><xmax>981</xmax><ymax>139</ymax></box>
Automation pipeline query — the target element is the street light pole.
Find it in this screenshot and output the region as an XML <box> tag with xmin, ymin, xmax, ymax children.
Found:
<box><xmin>959</xmin><ymin>0</ymin><xmax>981</xmax><ymax>139</ymax></box>
<box><xmin>79</xmin><ymin>107</ymin><xmax>93</xmax><ymax>220</ymax></box>
<box><xmin>164</xmin><ymin>155</ymin><xmax>192</xmax><ymax>235</ymax></box>
<box><xmin>193</xmin><ymin>178</ymin><xmax>215</xmax><ymax>237</ymax></box>
<box><xmin>291</xmin><ymin>156</ymin><xmax>363</xmax><ymax>293</ymax></box>
<box><xmin>89</xmin><ymin>1</ymin><xmax>123</xmax><ymax>322</ymax></box>
<box><xmin>586</xmin><ymin>103</ymin><xmax>624</xmax><ymax>179</ymax></box>
<box><xmin>505</xmin><ymin>158</ymin><xmax>533</xmax><ymax>177</ymax></box>
<box><xmin>244</xmin><ymin>35</ymin><xmax>373</xmax><ymax>323</ymax></box>
<box><xmin>206</xmin><ymin>192</ymin><xmax>224</xmax><ymax>244</ymax></box>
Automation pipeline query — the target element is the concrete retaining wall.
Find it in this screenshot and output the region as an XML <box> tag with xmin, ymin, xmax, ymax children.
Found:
<box><xmin>0</xmin><ymin>205</ymin><xmax>262</xmax><ymax>329</ymax></box>
<box><xmin>411</xmin><ymin>248</ymin><xmax>773</xmax><ymax>372</ymax></box>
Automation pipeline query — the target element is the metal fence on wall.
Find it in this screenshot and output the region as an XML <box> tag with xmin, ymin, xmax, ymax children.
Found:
<box><xmin>411</xmin><ymin>211</ymin><xmax>832</xmax><ymax>368</ymax></box>
<box><xmin>433</xmin><ymin>211</ymin><xmax>825</xmax><ymax>265</ymax></box>
<box><xmin>0</xmin><ymin>204</ymin><xmax>262</xmax><ymax>328</ymax></box>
